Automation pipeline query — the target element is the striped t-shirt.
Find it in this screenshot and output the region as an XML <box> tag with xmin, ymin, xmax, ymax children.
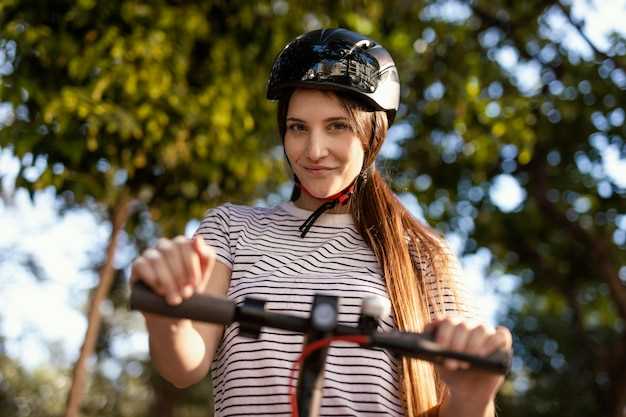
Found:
<box><xmin>195</xmin><ymin>201</ymin><xmax>470</xmax><ymax>417</ymax></box>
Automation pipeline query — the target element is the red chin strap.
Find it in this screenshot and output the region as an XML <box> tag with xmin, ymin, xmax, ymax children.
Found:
<box><xmin>296</xmin><ymin>180</ymin><xmax>356</xmax><ymax>206</ymax></box>
<box><xmin>294</xmin><ymin>177</ymin><xmax>358</xmax><ymax>238</ymax></box>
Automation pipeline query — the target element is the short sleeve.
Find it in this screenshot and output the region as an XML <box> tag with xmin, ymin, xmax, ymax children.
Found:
<box><xmin>411</xmin><ymin>239</ymin><xmax>478</xmax><ymax>321</ymax></box>
<box><xmin>193</xmin><ymin>203</ymin><xmax>233</xmax><ymax>269</ymax></box>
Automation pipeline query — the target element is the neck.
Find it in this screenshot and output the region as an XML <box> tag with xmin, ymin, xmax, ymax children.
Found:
<box><xmin>293</xmin><ymin>194</ymin><xmax>351</xmax><ymax>214</ymax></box>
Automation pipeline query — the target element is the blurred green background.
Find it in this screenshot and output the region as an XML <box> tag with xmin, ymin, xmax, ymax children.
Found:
<box><xmin>0</xmin><ymin>1</ymin><xmax>625</xmax><ymax>416</ymax></box>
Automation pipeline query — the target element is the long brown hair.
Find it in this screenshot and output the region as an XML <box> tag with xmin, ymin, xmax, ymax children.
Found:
<box><xmin>278</xmin><ymin>88</ymin><xmax>459</xmax><ymax>416</ymax></box>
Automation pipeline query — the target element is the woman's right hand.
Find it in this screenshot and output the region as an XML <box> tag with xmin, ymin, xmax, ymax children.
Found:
<box><xmin>130</xmin><ymin>235</ymin><xmax>216</xmax><ymax>305</ymax></box>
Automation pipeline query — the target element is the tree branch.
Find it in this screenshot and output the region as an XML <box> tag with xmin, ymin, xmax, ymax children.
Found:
<box><xmin>555</xmin><ymin>1</ymin><xmax>626</xmax><ymax>72</ymax></box>
<box><xmin>466</xmin><ymin>1</ymin><xmax>537</xmax><ymax>62</ymax></box>
<box><xmin>64</xmin><ymin>190</ymin><xmax>132</xmax><ymax>417</ymax></box>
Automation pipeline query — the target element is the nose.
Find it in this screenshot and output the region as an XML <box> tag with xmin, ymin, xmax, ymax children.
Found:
<box><xmin>304</xmin><ymin>128</ymin><xmax>329</xmax><ymax>161</ymax></box>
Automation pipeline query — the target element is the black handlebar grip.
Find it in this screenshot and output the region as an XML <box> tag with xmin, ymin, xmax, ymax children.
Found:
<box><xmin>419</xmin><ymin>328</ymin><xmax>512</xmax><ymax>374</ymax></box>
<box><xmin>482</xmin><ymin>348</ymin><xmax>513</xmax><ymax>374</ymax></box>
<box><xmin>371</xmin><ymin>331</ymin><xmax>512</xmax><ymax>375</ymax></box>
<box><xmin>129</xmin><ymin>281</ymin><xmax>236</xmax><ymax>326</ymax></box>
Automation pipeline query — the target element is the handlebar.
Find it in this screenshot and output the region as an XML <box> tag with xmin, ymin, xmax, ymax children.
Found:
<box><xmin>129</xmin><ymin>282</ymin><xmax>512</xmax><ymax>374</ymax></box>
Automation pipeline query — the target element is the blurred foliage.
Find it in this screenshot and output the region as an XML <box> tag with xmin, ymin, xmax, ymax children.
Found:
<box><xmin>382</xmin><ymin>1</ymin><xmax>626</xmax><ymax>416</ymax></box>
<box><xmin>0</xmin><ymin>0</ymin><xmax>290</xmax><ymax>235</ymax></box>
<box><xmin>1</xmin><ymin>0</ymin><xmax>625</xmax><ymax>417</ymax></box>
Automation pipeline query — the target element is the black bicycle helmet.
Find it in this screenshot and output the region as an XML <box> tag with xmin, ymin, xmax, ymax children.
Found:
<box><xmin>266</xmin><ymin>28</ymin><xmax>400</xmax><ymax>126</ymax></box>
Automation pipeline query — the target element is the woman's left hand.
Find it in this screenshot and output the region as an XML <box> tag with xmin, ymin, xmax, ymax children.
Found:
<box><xmin>424</xmin><ymin>317</ymin><xmax>513</xmax><ymax>405</ymax></box>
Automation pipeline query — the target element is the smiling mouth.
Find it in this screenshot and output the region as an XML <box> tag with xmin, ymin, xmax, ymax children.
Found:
<box><xmin>303</xmin><ymin>166</ymin><xmax>335</xmax><ymax>176</ymax></box>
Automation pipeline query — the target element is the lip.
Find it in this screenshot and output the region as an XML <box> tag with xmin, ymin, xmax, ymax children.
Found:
<box><xmin>302</xmin><ymin>165</ymin><xmax>336</xmax><ymax>176</ymax></box>
<box><xmin>304</xmin><ymin>164</ymin><xmax>335</xmax><ymax>170</ymax></box>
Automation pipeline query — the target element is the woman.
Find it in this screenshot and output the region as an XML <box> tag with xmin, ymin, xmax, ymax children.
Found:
<box><xmin>130</xmin><ymin>28</ymin><xmax>512</xmax><ymax>417</ymax></box>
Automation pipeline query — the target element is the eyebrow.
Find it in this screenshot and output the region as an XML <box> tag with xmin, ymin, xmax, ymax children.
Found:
<box><xmin>286</xmin><ymin>116</ymin><xmax>349</xmax><ymax>123</ymax></box>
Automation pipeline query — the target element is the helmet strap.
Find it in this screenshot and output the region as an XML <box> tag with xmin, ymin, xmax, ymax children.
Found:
<box><xmin>295</xmin><ymin>177</ymin><xmax>357</xmax><ymax>238</ymax></box>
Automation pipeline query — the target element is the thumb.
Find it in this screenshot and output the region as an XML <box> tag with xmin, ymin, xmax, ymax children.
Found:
<box><xmin>192</xmin><ymin>235</ymin><xmax>215</xmax><ymax>286</ymax></box>
<box><xmin>192</xmin><ymin>235</ymin><xmax>212</xmax><ymax>258</ymax></box>
<box><xmin>423</xmin><ymin>318</ymin><xmax>444</xmax><ymax>341</ymax></box>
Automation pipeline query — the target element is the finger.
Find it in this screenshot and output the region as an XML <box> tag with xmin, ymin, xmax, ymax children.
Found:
<box><xmin>497</xmin><ymin>326</ymin><xmax>513</xmax><ymax>349</ymax></box>
<box><xmin>190</xmin><ymin>235</ymin><xmax>207</xmax><ymax>288</ymax></box>
<box><xmin>481</xmin><ymin>326</ymin><xmax>513</xmax><ymax>357</ymax></box>
<box><xmin>447</xmin><ymin>320</ymin><xmax>472</xmax><ymax>370</ymax></box>
<box><xmin>144</xmin><ymin>247</ymin><xmax>181</xmax><ymax>305</ymax></box>
<box><xmin>433</xmin><ymin>316</ymin><xmax>459</xmax><ymax>346</ymax></box>
<box><xmin>465</xmin><ymin>324</ymin><xmax>489</xmax><ymax>356</ymax></box>
<box><xmin>432</xmin><ymin>317</ymin><xmax>459</xmax><ymax>370</ymax></box>
<box><xmin>423</xmin><ymin>317</ymin><xmax>448</xmax><ymax>341</ymax></box>
<box><xmin>463</xmin><ymin>324</ymin><xmax>490</xmax><ymax>370</ymax></box>
<box><xmin>190</xmin><ymin>247</ymin><xmax>203</xmax><ymax>291</ymax></box>
<box><xmin>130</xmin><ymin>256</ymin><xmax>164</xmax><ymax>295</ymax></box>
<box><xmin>423</xmin><ymin>318</ymin><xmax>444</xmax><ymax>334</ymax></box>
<box><xmin>193</xmin><ymin>235</ymin><xmax>216</xmax><ymax>289</ymax></box>
<box><xmin>157</xmin><ymin>238</ymin><xmax>188</xmax><ymax>296</ymax></box>
<box><xmin>173</xmin><ymin>236</ymin><xmax>196</xmax><ymax>297</ymax></box>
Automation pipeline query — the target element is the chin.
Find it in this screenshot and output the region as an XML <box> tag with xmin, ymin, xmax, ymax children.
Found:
<box><xmin>301</xmin><ymin>181</ymin><xmax>340</xmax><ymax>199</ymax></box>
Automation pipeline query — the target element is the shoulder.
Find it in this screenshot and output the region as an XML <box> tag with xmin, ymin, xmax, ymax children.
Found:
<box><xmin>408</xmin><ymin>234</ymin><xmax>481</xmax><ymax>319</ymax></box>
<box><xmin>199</xmin><ymin>202</ymin><xmax>292</xmax><ymax>225</ymax></box>
<box><xmin>407</xmin><ymin>232</ymin><xmax>455</xmax><ymax>283</ymax></box>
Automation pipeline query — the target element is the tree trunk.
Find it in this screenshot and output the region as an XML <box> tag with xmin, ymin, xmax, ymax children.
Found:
<box><xmin>611</xmin><ymin>374</ymin><xmax>626</xmax><ymax>417</ymax></box>
<box><xmin>610</xmin><ymin>340</ymin><xmax>626</xmax><ymax>417</ymax></box>
<box><xmin>64</xmin><ymin>190</ymin><xmax>132</xmax><ymax>417</ymax></box>
<box><xmin>529</xmin><ymin>154</ymin><xmax>626</xmax><ymax>417</ymax></box>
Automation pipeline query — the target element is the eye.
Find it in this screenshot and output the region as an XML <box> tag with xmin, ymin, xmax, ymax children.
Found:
<box><xmin>287</xmin><ymin>123</ymin><xmax>306</xmax><ymax>133</ymax></box>
<box><xmin>328</xmin><ymin>121</ymin><xmax>351</xmax><ymax>132</ymax></box>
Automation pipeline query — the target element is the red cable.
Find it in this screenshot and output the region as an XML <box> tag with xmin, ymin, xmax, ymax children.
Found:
<box><xmin>289</xmin><ymin>335</ymin><xmax>369</xmax><ymax>417</ymax></box>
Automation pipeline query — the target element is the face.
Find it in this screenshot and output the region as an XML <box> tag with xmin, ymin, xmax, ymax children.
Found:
<box><xmin>284</xmin><ymin>89</ymin><xmax>365</xmax><ymax>199</ymax></box>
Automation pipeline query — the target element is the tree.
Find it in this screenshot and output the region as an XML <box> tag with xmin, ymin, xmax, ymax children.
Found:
<box><xmin>0</xmin><ymin>1</ymin><xmax>290</xmax><ymax>415</ymax></box>
<box><xmin>381</xmin><ymin>1</ymin><xmax>626</xmax><ymax>416</ymax></box>
<box><xmin>1</xmin><ymin>1</ymin><xmax>625</xmax><ymax>416</ymax></box>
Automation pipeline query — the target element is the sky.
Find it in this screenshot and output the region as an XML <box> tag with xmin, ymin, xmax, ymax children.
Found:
<box><xmin>0</xmin><ymin>0</ymin><xmax>625</xmax><ymax>372</ymax></box>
